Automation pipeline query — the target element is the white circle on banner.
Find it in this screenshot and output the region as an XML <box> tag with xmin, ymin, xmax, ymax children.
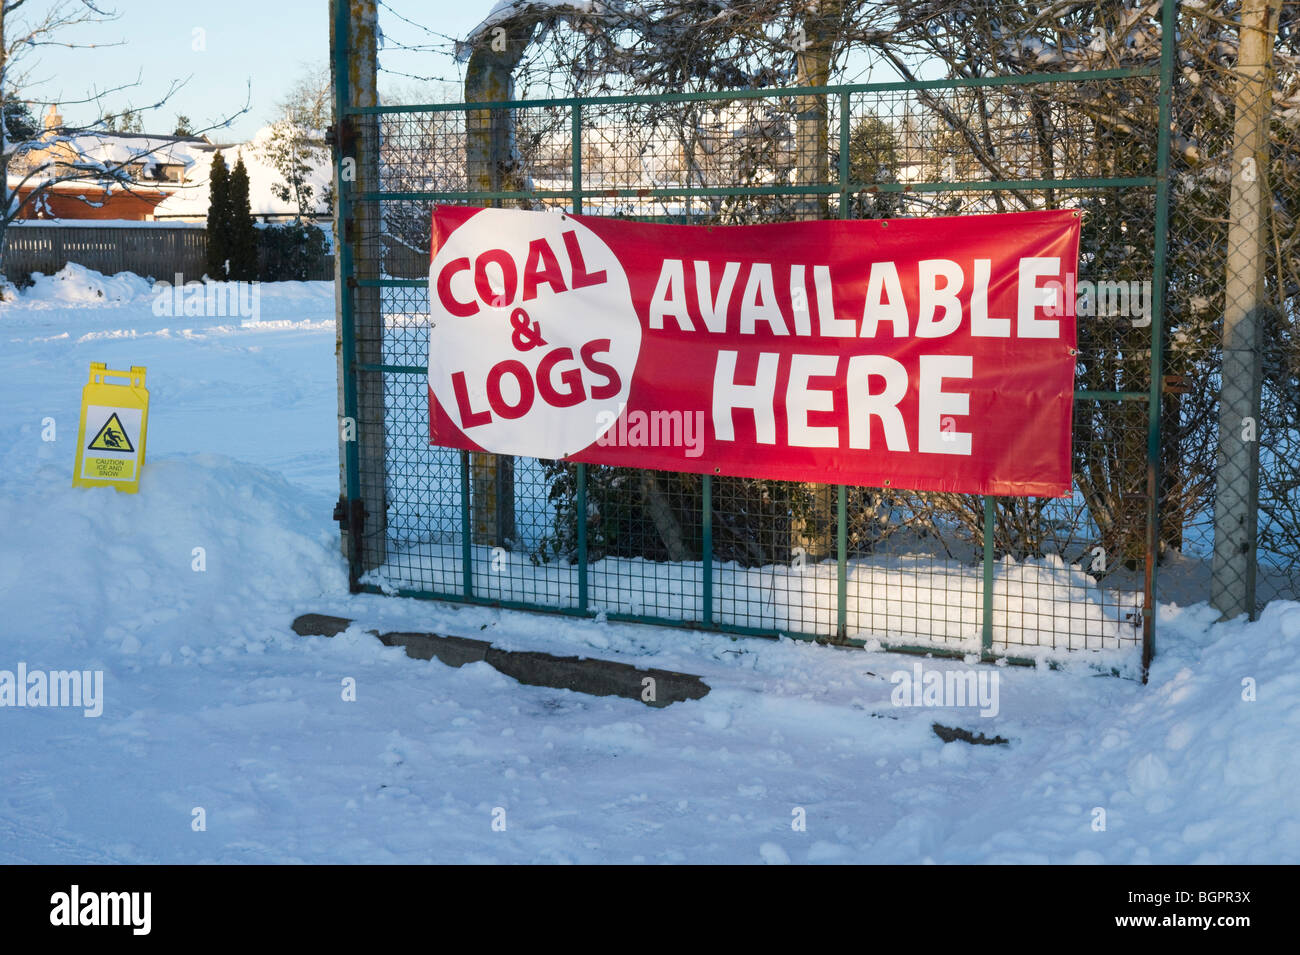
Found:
<box><xmin>427</xmin><ymin>209</ymin><xmax>640</xmax><ymax>459</ymax></box>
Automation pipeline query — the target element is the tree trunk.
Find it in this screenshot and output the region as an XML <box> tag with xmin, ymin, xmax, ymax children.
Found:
<box><xmin>790</xmin><ymin>0</ymin><xmax>841</xmax><ymax>562</ymax></box>
<box><xmin>1212</xmin><ymin>0</ymin><xmax>1281</xmax><ymax>618</ymax></box>
<box><xmin>463</xmin><ymin>19</ymin><xmax>537</xmax><ymax>548</ymax></box>
<box><xmin>639</xmin><ymin>472</ymin><xmax>690</xmax><ymax>563</ymax></box>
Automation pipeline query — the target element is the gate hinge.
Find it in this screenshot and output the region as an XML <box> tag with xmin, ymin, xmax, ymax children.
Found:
<box><xmin>333</xmin><ymin>496</ymin><xmax>367</xmax><ymax>538</ymax></box>
<box><xmin>334</xmin><ymin>495</ymin><xmax>367</xmax><ymax>592</ymax></box>
<box><xmin>326</xmin><ymin>117</ymin><xmax>357</xmax><ymax>154</ymax></box>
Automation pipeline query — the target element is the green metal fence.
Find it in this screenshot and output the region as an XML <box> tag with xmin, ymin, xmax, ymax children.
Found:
<box><xmin>332</xmin><ymin>11</ymin><xmax>1174</xmax><ymax>676</ymax></box>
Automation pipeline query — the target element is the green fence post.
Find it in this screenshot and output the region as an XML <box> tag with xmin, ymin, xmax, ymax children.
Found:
<box><xmin>571</xmin><ymin>103</ymin><xmax>582</xmax><ymax>213</ymax></box>
<box><xmin>571</xmin><ymin>103</ymin><xmax>589</xmax><ymax>616</ymax></box>
<box><xmin>1142</xmin><ymin>0</ymin><xmax>1177</xmax><ymax>682</ymax></box>
<box><xmin>982</xmin><ymin>495</ymin><xmax>995</xmax><ymax>659</ymax></box>
<box><xmin>330</xmin><ymin>0</ymin><xmax>362</xmax><ymax>589</ymax></box>
<box><xmin>839</xmin><ymin>92</ymin><xmax>851</xmax><ymax>216</ymax></box>
<box><xmin>837</xmin><ymin>484</ymin><xmax>847</xmax><ymax>641</ymax></box>
<box><xmin>460</xmin><ymin>450</ymin><xmax>473</xmax><ymax>599</ymax></box>
<box><xmin>330</xmin><ymin>0</ymin><xmax>385</xmax><ymax>586</ymax></box>
<box><xmin>702</xmin><ymin>474</ymin><xmax>713</xmax><ymax>629</ymax></box>
<box><xmin>576</xmin><ymin>463</ymin><xmax>588</xmax><ymax>614</ymax></box>
<box><xmin>837</xmin><ymin>94</ymin><xmax>852</xmax><ymax>644</ymax></box>
<box><xmin>836</xmin><ymin>96</ymin><xmax>852</xmax><ymax>644</ymax></box>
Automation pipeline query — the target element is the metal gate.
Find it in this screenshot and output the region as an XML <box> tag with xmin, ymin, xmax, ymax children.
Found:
<box><xmin>330</xmin><ymin>5</ymin><xmax>1176</xmax><ymax>677</ymax></box>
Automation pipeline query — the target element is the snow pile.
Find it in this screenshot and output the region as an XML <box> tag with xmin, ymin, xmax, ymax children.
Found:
<box><xmin>0</xmin><ymin>455</ymin><xmax>346</xmax><ymax>656</ymax></box>
<box><xmin>0</xmin><ymin>283</ymin><xmax>1296</xmax><ymax>862</ymax></box>
<box><xmin>8</xmin><ymin>263</ymin><xmax>154</xmax><ymax>308</ymax></box>
<box><xmin>1</xmin><ymin>434</ymin><xmax>1296</xmax><ymax>861</ymax></box>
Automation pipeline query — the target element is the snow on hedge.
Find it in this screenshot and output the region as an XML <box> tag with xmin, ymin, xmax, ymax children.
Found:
<box><xmin>10</xmin><ymin>263</ymin><xmax>155</xmax><ymax>307</ymax></box>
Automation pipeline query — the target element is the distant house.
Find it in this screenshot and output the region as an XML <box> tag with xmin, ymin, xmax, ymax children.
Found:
<box><xmin>8</xmin><ymin>106</ymin><xmax>331</xmax><ymax>224</ymax></box>
<box><xmin>8</xmin><ymin>106</ymin><xmax>210</xmax><ymax>220</ymax></box>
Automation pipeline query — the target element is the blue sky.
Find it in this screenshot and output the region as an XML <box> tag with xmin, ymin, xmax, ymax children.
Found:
<box><xmin>18</xmin><ymin>1</ymin><xmax>491</xmax><ymax>141</ymax></box>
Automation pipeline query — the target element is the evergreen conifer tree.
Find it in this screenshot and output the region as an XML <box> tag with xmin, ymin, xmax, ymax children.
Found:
<box><xmin>227</xmin><ymin>157</ymin><xmax>259</xmax><ymax>280</ymax></box>
<box><xmin>206</xmin><ymin>151</ymin><xmax>231</xmax><ymax>279</ymax></box>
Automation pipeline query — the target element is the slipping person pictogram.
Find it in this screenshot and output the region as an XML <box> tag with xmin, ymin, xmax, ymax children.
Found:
<box><xmin>87</xmin><ymin>412</ymin><xmax>135</xmax><ymax>453</ymax></box>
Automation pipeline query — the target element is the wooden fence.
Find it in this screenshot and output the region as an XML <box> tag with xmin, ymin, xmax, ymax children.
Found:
<box><xmin>2</xmin><ymin>224</ymin><xmax>336</xmax><ymax>284</ymax></box>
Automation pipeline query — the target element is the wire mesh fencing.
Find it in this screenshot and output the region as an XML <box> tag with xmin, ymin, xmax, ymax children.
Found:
<box><xmin>1166</xmin><ymin>0</ymin><xmax>1300</xmax><ymax>612</ymax></box>
<box><xmin>1253</xmin><ymin>1</ymin><xmax>1300</xmax><ymax>606</ymax></box>
<box><xmin>329</xmin><ymin>56</ymin><xmax>1179</xmax><ymax>672</ymax></box>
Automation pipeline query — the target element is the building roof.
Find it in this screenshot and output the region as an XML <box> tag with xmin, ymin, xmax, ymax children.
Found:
<box><xmin>23</xmin><ymin>123</ymin><xmax>330</xmax><ymax>220</ymax></box>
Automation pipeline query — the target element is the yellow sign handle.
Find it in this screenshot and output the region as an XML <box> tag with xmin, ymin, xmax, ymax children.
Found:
<box><xmin>88</xmin><ymin>363</ymin><xmax>147</xmax><ymax>389</ymax></box>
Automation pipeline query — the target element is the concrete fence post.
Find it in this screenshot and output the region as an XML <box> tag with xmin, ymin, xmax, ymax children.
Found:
<box><xmin>1212</xmin><ymin>0</ymin><xmax>1282</xmax><ymax>620</ymax></box>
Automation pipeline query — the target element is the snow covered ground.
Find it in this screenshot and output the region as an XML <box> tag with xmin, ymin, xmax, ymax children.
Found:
<box><xmin>1</xmin><ymin>265</ymin><xmax>1297</xmax><ymax>863</ymax></box>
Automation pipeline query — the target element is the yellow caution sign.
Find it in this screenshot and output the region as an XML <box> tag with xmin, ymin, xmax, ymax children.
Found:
<box><xmin>73</xmin><ymin>364</ymin><xmax>149</xmax><ymax>493</ymax></box>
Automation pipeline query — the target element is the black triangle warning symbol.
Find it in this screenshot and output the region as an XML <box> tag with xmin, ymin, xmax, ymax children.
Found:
<box><xmin>88</xmin><ymin>412</ymin><xmax>134</xmax><ymax>453</ymax></box>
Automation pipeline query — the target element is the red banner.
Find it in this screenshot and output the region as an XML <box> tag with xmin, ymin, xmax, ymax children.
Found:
<box><xmin>428</xmin><ymin>206</ymin><xmax>1079</xmax><ymax>497</ymax></box>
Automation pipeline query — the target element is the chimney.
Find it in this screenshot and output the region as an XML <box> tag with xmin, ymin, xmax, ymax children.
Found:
<box><xmin>44</xmin><ymin>104</ymin><xmax>63</xmax><ymax>131</ymax></box>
